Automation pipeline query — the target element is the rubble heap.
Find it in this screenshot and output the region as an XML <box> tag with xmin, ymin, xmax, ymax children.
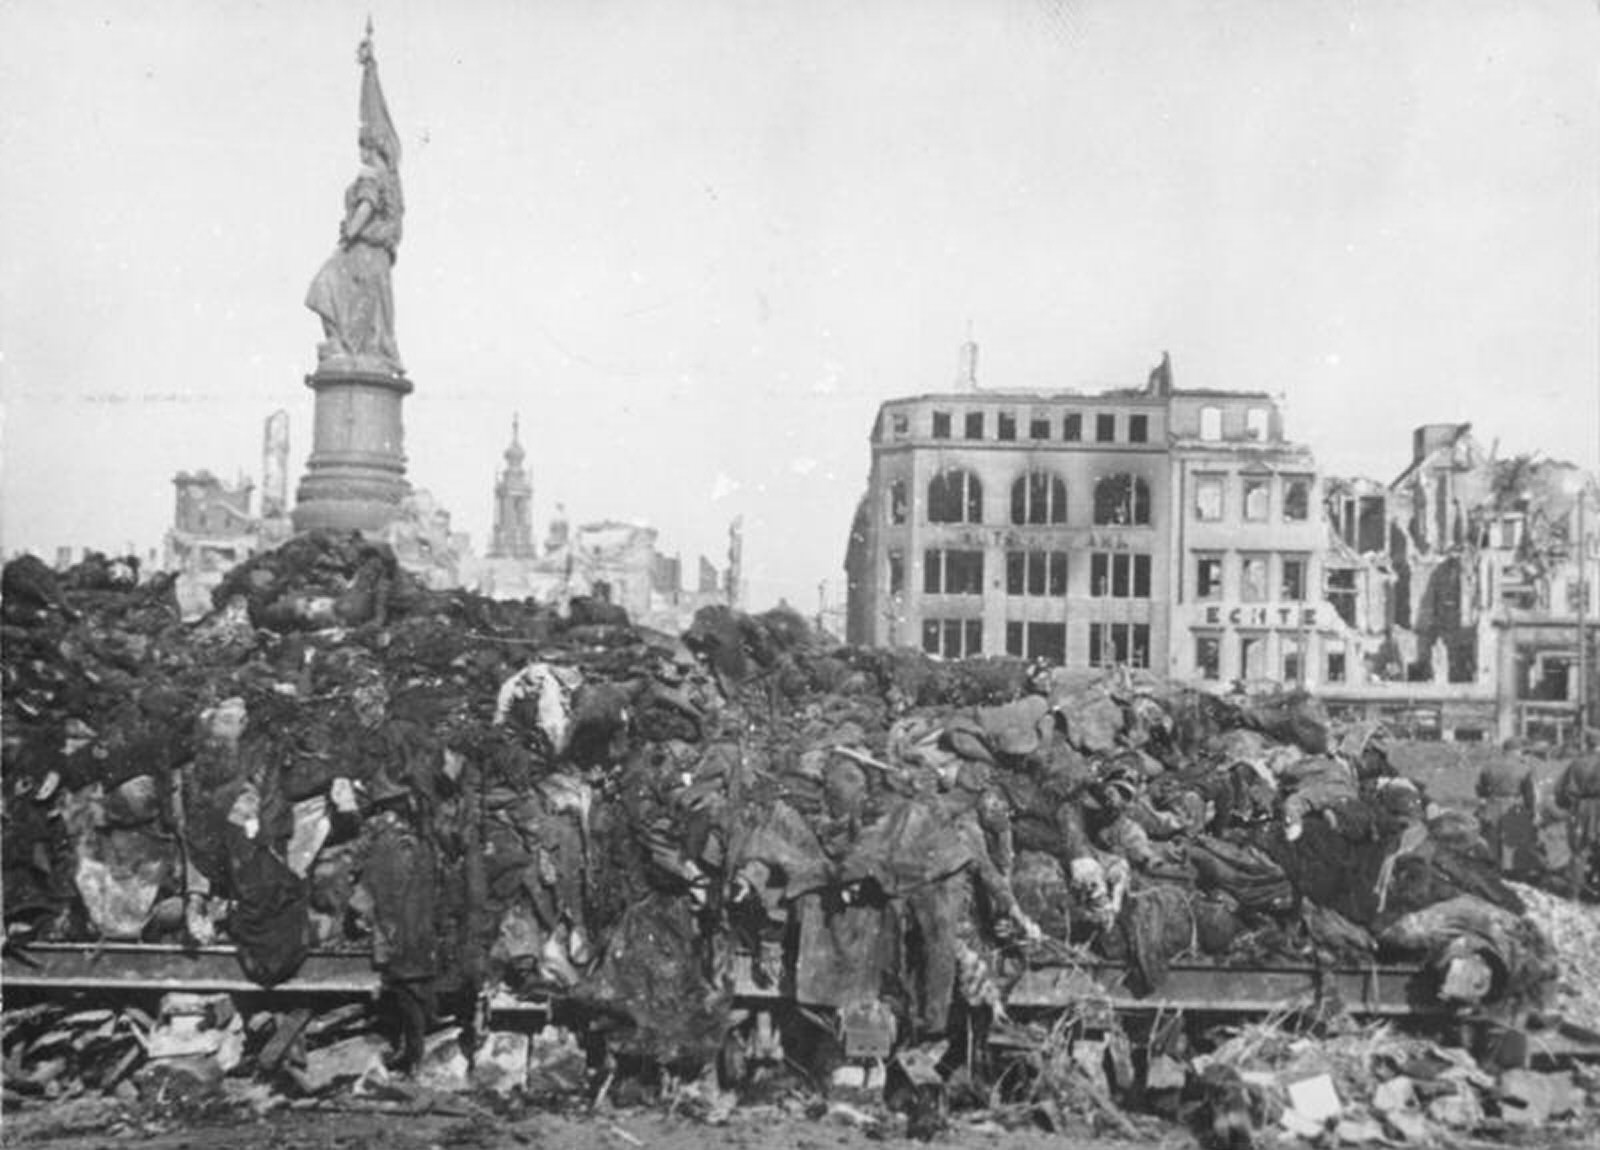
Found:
<box><xmin>2</xmin><ymin>535</ymin><xmax>1591</xmax><ymax>1140</ymax></box>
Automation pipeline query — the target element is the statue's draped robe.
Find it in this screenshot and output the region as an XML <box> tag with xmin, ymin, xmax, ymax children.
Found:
<box><xmin>306</xmin><ymin>166</ymin><xmax>404</xmax><ymax>374</ymax></box>
<box><xmin>305</xmin><ymin>52</ymin><xmax>405</xmax><ymax>377</ymax></box>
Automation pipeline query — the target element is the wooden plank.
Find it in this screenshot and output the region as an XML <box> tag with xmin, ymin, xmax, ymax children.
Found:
<box><xmin>2</xmin><ymin>943</ymin><xmax>381</xmax><ymax>994</ymax></box>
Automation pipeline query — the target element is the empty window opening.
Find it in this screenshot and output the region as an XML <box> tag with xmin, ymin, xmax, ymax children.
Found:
<box><xmin>1091</xmin><ymin>552</ymin><xmax>1152</xmax><ymax>599</ymax></box>
<box><xmin>1242</xmin><ymin>476</ymin><xmax>1270</xmax><ymax>521</ymax></box>
<box><xmin>923</xmin><ymin>548</ymin><xmax>984</xmax><ymax>595</ymax></box>
<box><xmin>1241</xmin><ymin>554</ymin><xmax>1269</xmax><ymax>602</ymax></box>
<box><xmin>888</xmin><ymin>480</ymin><xmax>907</xmax><ymax>525</ymax></box>
<box><xmin>1194</xmin><ymin>474</ymin><xmax>1224</xmax><ymax>522</ymax></box>
<box><xmin>1007</xmin><ymin>550</ymin><xmax>1068</xmax><ymax>597</ymax></box>
<box><xmin>922</xmin><ymin>618</ymin><xmax>983</xmax><ymax>658</ymax></box>
<box><xmin>927</xmin><ymin>469</ymin><xmax>983</xmax><ymax>523</ymax></box>
<box><xmin>1090</xmin><ymin>622</ymin><xmax>1150</xmax><ymax>669</ymax></box>
<box><xmin>1280</xmin><ymin>555</ymin><xmax>1308</xmax><ymax>601</ymax></box>
<box><xmin>1093</xmin><ymin>473</ymin><xmax>1152</xmax><ymax>526</ymax></box>
<box><xmin>1283</xmin><ymin>476</ymin><xmax>1311</xmax><ymax>521</ymax></box>
<box><xmin>1011</xmin><ymin>472</ymin><xmax>1068</xmax><ymax>525</ymax></box>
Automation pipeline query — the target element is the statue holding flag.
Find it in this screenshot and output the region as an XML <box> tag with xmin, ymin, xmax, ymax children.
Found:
<box><xmin>306</xmin><ymin>24</ymin><xmax>405</xmax><ymax>377</ymax></box>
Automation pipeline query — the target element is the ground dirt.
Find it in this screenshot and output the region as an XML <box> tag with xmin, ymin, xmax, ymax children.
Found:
<box><xmin>1</xmin><ymin>1098</ymin><xmax>1195</xmax><ymax>1150</ymax></box>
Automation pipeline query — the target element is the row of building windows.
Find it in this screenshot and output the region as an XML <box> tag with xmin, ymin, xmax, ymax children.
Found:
<box><xmin>1193</xmin><ymin>551</ymin><xmax>1309</xmax><ymax>602</ymax></box>
<box><xmin>917</xmin><ymin>409</ymin><xmax>1154</xmax><ymax>446</ymax></box>
<box><xmin>1193</xmin><ymin>472</ymin><xmax>1311</xmax><ymax>524</ymax></box>
<box><xmin>900</xmin><ymin>470</ymin><xmax>1153</xmax><ymax>528</ymax></box>
<box><xmin>921</xmin><ymin>617</ymin><xmax>1152</xmax><ymax>668</ymax></box>
<box><xmin>1193</xmin><ymin>633</ymin><xmax>1346</xmax><ymax>683</ymax></box>
<box><xmin>912</xmin><ymin>549</ymin><xmax>1153</xmax><ymax>599</ymax></box>
<box><xmin>889</xmin><ymin>403</ymin><xmax>1277</xmax><ymax>447</ymax></box>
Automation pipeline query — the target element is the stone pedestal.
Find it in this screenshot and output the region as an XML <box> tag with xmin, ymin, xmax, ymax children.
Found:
<box><xmin>292</xmin><ymin>369</ymin><xmax>413</xmax><ymax>535</ymax></box>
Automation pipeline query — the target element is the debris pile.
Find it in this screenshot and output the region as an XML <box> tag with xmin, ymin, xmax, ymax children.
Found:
<box><xmin>1194</xmin><ymin>1012</ymin><xmax>1594</xmax><ymax>1146</ymax></box>
<box><xmin>2</xmin><ymin>535</ymin><xmax>1594</xmax><ymax>1139</ymax></box>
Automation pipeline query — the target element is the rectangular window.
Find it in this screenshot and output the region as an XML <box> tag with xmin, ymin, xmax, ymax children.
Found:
<box><xmin>1030</xmin><ymin>417</ymin><xmax>1051</xmax><ymax>440</ymax></box>
<box><xmin>1199</xmin><ymin>406</ymin><xmax>1222</xmax><ymax>441</ymax></box>
<box><xmin>890</xmin><ymin>414</ymin><xmax>909</xmax><ymax>438</ymax></box>
<box><xmin>1327</xmin><ymin>648</ymin><xmax>1347</xmax><ymax>684</ymax></box>
<box><xmin>889</xmin><ymin>481</ymin><xmax>907</xmax><ymax>525</ymax></box>
<box><xmin>1128</xmin><ymin>414</ymin><xmax>1149</xmax><ymax>443</ymax></box>
<box><xmin>1091</xmin><ymin>552</ymin><xmax>1151</xmax><ymax>599</ymax></box>
<box><xmin>1240</xmin><ymin>633</ymin><xmax>1266</xmax><ymax>680</ymax></box>
<box><xmin>1111</xmin><ymin>553</ymin><xmax>1130</xmax><ymax>598</ymax></box>
<box><xmin>1246</xmin><ymin>407</ymin><xmax>1269</xmax><ymax>441</ymax></box>
<box><xmin>1242</xmin><ymin>476</ymin><xmax>1270</xmax><ymax>521</ymax></box>
<box><xmin>1008</xmin><ymin>551</ymin><xmax>1067</xmax><ymax>597</ymax></box>
<box><xmin>924</xmin><ymin>549</ymin><xmax>984</xmax><ymax>595</ymax></box>
<box><xmin>932</xmin><ymin>411</ymin><xmax>951</xmax><ymax>439</ymax></box>
<box><xmin>1283</xmin><ymin>476</ymin><xmax>1311</xmax><ymax>521</ymax></box>
<box><xmin>1241</xmin><ymin>554</ymin><xmax>1269</xmax><ymax>602</ymax></box>
<box><xmin>964</xmin><ymin>411</ymin><xmax>984</xmax><ymax>440</ymax></box>
<box><xmin>1095</xmin><ymin>413</ymin><xmax>1116</xmax><ymax>443</ymax></box>
<box><xmin>997</xmin><ymin>412</ymin><xmax>1017</xmax><ymax>441</ymax></box>
<box><xmin>1026</xmin><ymin>622</ymin><xmax>1066</xmax><ymax>664</ymax></box>
<box><xmin>922</xmin><ymin>618</ymin><xmax>983</xmax><ymax>658</ymax></box>
<box><xmin>1195</xmin><ymin>474</ymin><xmax>1224</xmax><ymax>522</ymax></box>
<box><xmin>1091</xmin><ymin>622</ymin><xmax>1150</xmax><ymax>668</ymax></box>
<box><xmin>1063</xmin><ymin>413</ymin><xmax>1083</xmax><ymax>442</ymax></box>
<box><xmin>1006</xmin><ymin>621</ymin><xmax>1023</xmax><ymax>657</ymax></box>
<box><xmin>888</xmin><ymin>552</ymin><xmax>904</xmax><ymax>595</ymax></box>
<box><xmin>1326</xmin><ymin>568</ymin><xmax>1357</xmax><ymax>627</ymax></box>
<box><xmin>1280</xmin><ymin>555</ymin><xmax>1307</xmax><ymax>601</ymax></box>
<box><xmin>1196</xmin><ymin>555</ymin><xmax>1224</xmax><ymax>600</ymax></box>
<box><xmin>1195</xmin><ymin>634</ymin><xmax>1222</xmax><ymax>681</ymax></box>
<box><xmin>1282</xmin><ymin>636</ymin><xmax>1303</xmax><ymax>684</ymax></box>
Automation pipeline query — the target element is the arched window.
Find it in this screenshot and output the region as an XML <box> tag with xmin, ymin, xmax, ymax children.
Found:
<box><xmin>1093</xmin><ymin>473</ymin><xmax>1151</xmax><ymax>526</ymax></box>
<box><xmin>1011</xmin><ymin>472</ymin><xmax>1068</xmax><ymax>525</ymax></box>
<box><xmin>928</xmin><ymin>469</ymin><xmax>983</xmax><ymax>524</ymax></box>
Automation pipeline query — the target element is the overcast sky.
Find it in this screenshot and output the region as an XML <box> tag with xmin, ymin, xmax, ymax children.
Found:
<box><xmin>3</xmin><ymin>0</ymin><xmax>1598</xmax><ymax>611</ymax></box>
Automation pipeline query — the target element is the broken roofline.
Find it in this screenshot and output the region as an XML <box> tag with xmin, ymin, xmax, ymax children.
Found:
<box><xmin>876</xmin><ymin>384</ymin><xmax>1275</xmax><ymax>411</ymax></box>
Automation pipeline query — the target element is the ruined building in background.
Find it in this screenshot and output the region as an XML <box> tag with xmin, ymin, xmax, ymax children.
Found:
<box><xmin>1326</xmin><ymin>423</ymin><xmax>1599</xmax><ymax>742</ymax></box>
<box><xmin>468</xmin><ymin>419</ymin><xmax>739</xmax><ymax>632</ymax></box>
<box><xmin>845</xmin><ymin>352</ymin><xmax>1597</xmax><ymax>742</ymax></box>
<box><xmin>163</xmin><ymin>412</ymin><xmax>296</xmax><ymax>616</ymax></box>
<box><xmin>845</xmin><ymin>343</ymin><xmax>1172</xmax><ymax>665</ymax></box>
<box><xmin>845</xmin><ymin>348</ymin><xmax>1329</xmax><ymax>680</ymax></box>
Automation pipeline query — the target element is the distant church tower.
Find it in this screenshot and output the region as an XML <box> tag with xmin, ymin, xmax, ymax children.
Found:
<box><xmin>488</xmin><ymin>416</ymin><xmax>536</xmax><ymax>559</ymax></box>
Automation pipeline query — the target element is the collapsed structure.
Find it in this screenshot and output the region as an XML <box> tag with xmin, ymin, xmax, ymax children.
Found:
<box><xmin>4</xmin><ymin>535</ymin><xmax>1593</xmax><ymax>1140</ymax></box>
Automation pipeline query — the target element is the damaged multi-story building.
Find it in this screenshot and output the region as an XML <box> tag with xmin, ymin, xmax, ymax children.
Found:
<box><xmin>1325</xmin><ymin>423</ymin><xmax>1598</xmax><ymax>742</ymax></box>
<box><xmin>845</xmin><ymin>354</ymin><xmax>1597</xmax><ymax>743</ymax></box>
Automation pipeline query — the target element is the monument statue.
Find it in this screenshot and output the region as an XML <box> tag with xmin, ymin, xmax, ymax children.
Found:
<box><xmin>305</xmin><ymin>25</ymin><xmax>405</xmax><ymax>377</ymax></box>
<box><xmin>292</xmin><ymin>21</ymin><xmax>414</xmax><ymax>537</ymax></box>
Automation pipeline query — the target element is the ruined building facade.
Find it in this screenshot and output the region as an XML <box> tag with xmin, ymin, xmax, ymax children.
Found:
<box><xmin>846</xmin><ymin>357</ymin><xmax>1597</xmax><ymax>741</ymax></box>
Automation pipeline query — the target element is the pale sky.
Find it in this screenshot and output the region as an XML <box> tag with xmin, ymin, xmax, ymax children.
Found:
<box><xmin>3</xmin><ymin>0</ymin><xmax>1598</xmax><ymax>611</ymax></box>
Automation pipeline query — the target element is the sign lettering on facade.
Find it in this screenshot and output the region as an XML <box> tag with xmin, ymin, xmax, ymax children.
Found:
<box><xmin>1202</xmin><ymin>604</ymin><xmax>1319</xmax><ymax>628</ymax></box>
